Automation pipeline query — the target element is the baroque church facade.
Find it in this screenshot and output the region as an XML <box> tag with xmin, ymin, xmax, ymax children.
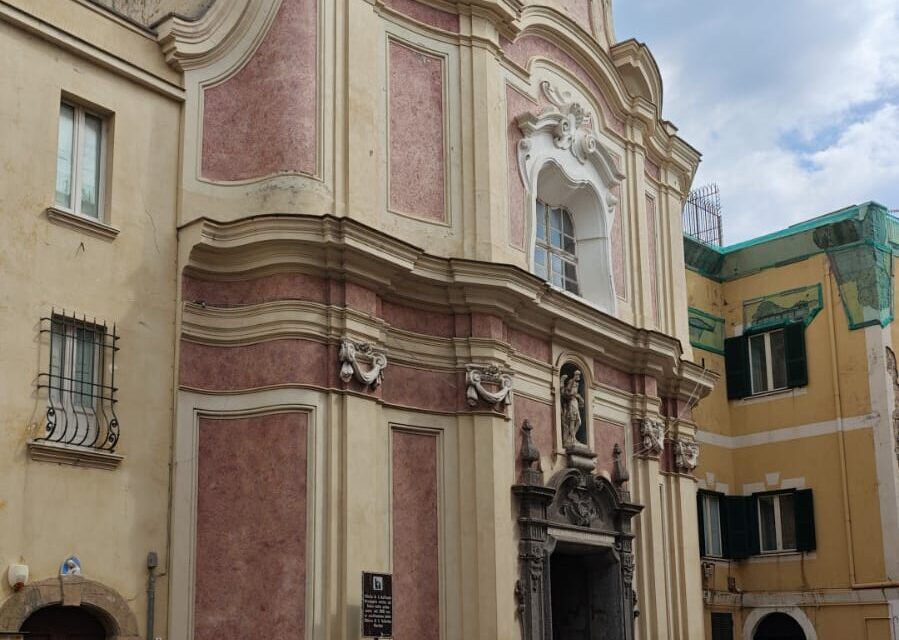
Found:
<box><xmin>0</xmin><ymin>1</ymin><xmax>712</xmax><ymax>639</ymax></box>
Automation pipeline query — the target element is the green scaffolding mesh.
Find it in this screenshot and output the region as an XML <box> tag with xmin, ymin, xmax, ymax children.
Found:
<box><xmin>743</xmin><ymin>285</ymin><xmax>823</xmax><ymax>331</ymax></box>
<box><xmin>828</xmin><ymin>244</ymin><xmax>893</xmax><ymax>329</ymax></box>
<box><xmin>688</xmin><ymin>307</ymin><xmax>725</xmax><ymax>354</ymax></box>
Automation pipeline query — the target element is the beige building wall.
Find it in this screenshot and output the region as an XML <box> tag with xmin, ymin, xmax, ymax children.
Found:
<box><xmin>0</xmin><ymin>1</ymin><xmax>182</xmax><ymax>636</ymax></box>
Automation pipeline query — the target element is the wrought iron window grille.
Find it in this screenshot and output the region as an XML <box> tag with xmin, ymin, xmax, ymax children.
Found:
<box><xmin>37</xmin><ymin>311</ymin><xmax>120</xmax><ymax>451</ymax></box>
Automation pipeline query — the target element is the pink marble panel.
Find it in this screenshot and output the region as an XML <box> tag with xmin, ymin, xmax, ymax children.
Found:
<box><xmin>195</xmin><ymin>413</ymin><xmax>307</xmax><ymax>639</ymax></box>
<box><xmin>383</xmin><ymin>0</ymin><xmax>459</xmax><ymax>32</ymax></box>
<box><xmin>393</xmin><ymin>430</ymin><xmax>440</xmax><ymax>640</ymax></box>
<box><xmin>503</xmin><ymin>34</ymin><xmax>625</xmax><ymax>135</ymax></box>
<box><xmin>382</xmin><ymin>365</ymin><xmax>461</xmax><ymax>412</ymax></box>
<box><xmin>182</xmin><ymin>272</ymin><xmax>328</xmax><ymax>306</ymax></box>
<box><xmin>514</xmin><ymin>396</ymin><xmax>554</xmax><ymax>477</ymax></box>
<box><xmin>201</xmin><ymin>0</ymin><xmax>317</xmax><ymax>181</ymax></box>
<box><xmin>594</xmin><ymin>360</ymin><xmax>633</xmax><ymax>393</ymax></box>
<box><xmin>558</xmin><ymin>0</ymin><xmax>592</xmax><ymax>30</ymax></box>
<box><xmin>660</xmin><ymin>439</ymin><xmax>675</xmax><ymax>473</ymax></box>
<box><xmin>593</xmin><ymin>419</ymin><xmax>625</xmax><ymax>479</ymax></box>
<box><xmin>471</xmin><ymin>313</ymin><xmax>506</xmax><ymax>341</ymax></box>
<box><xmin>506</xmin><ymin>84</ymin><xmax>538</xmax><ymax>249</ymax></box>
<box><xmin>633</xmin><ymin>374</ymin><xmax>658</xmax><ymax>398</ymax></box>
<box><xmin>345</xmin><ymin>281</ymin><xmax>380</xmax><ymax>316</ymax></box>
<box><xmin>645</xmin><ymin>194</ymin><xmax>660</xmax><ymax>325</ymax></box>
<box><xmin>645</xmin><ymin>157</ymin><xmax>661</xmax><ymax>181</ymax></box>
<box><xmin>389</xmin><ymin>41</ymin><xmax>446</xmax><ymax>221</ymax></box>
<box><xmin>454</xmin><ymin>313</ymin><xmax>472</xmax><ymax>338</ymax></box>
<box><xmin>509</xmin><ymin>327</ymin><xmax>552</xmax><ymax>362</ymax></box>
<box><xmin>382</xmin><ymin>300</ymin><xmax>454</xmax><ymax>337</ymax></box>
<box><xmin>180</xmin><ymin>339</ymin><xmax>329</xmax><ymax>390</ymax></box>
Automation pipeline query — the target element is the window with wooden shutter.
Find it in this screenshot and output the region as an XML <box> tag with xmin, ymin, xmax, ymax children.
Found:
<box><xmin>723</xmin><ymin>495</ymin><xmax>753</xmax><ymax>559</ymax></box>
<box><xmin>784</xmin><ymin>322</ymin><xmax>808</xmax><ymax>388</ymax></box>
<box><xmin>711</xmin><ymin>612</ymin><xmax>734</xmax><ymax>640</ymax></box>
<box><xmin>795</xmin><ymin>488</ymin><xmax>816</xmax><ymax>552</ymax></box>
<box><xmin>724</xmin><ymin>335</ymin><xmax>751</xmax><ymax>399</ymax></box>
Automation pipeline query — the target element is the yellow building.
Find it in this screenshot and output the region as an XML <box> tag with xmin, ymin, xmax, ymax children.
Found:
<box><xmin>687</xmin><ymin>202</ymin><xmax>899</xmax><ymax>640</ymax></box>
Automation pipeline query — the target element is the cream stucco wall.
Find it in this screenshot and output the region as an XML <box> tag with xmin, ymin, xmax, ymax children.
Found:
<box><xmin>0</xmin><ymin>0</ymin><xmax>181</xmax><ymax>634</ymax></box>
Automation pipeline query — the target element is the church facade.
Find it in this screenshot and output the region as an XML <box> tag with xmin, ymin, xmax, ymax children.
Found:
<box><xmin>0</xmin><ymin>1</ymin><xmax>712</xmax><ymax>639</ymax></box>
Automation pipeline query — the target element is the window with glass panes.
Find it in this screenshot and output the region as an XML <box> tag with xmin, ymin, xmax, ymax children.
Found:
<box><xmin>701</xmin><ymin>493</ymin><xmax>724</xmax><ymax>557</ymax></box>
<box><xmin>534</xmin><ymin>200</ymin><xmax>579</xmax><ymax>294</ymax></box>
<box><xmin>758</xmin><ymin>492</ymin><xmax>796</xmax><ymax>553</ymax></box>
<box><xmin>56</xmin><ymin>101</ymin><xmax>105</xmax><ymax>219</ymax></box>
<box><xmin>748</xmin><ymin>329</ymin><xmax>787</xmax><ymax>394</ymax></box>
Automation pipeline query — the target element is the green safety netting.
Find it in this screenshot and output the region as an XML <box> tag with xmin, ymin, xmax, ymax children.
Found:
<box><xmin>685</xmin><ymin>202</ymin><xmax>896</xmax><ymax>330</ymax></box>
<box><xmin>743</xmin><ymin>285</ymin><xmax>822</xmax><ymax>331</ymax></box>
<box><xmin>688</xmin><ymin>307</ymin><xmax>725</xmax><ymax>354</ymax></box>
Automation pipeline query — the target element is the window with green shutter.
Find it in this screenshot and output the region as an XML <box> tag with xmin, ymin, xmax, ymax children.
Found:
<box><xmin>724</xmin><ymin>323</ymin><xmax>807</xmax><ymax>399</ymax></box>
<box><xmin>711</xmin><ymin>612</ymin><xmax>734</xmax><ymax>640</ymax></box>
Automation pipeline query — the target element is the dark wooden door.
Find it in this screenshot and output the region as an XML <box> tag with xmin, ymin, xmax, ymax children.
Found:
<box><xmin>19</xmin><ymin>605</ymin><xmax>106</xmax><ymax>640</ymax></box>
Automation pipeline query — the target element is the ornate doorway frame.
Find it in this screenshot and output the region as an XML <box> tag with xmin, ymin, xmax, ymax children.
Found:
<box><xmin>514</xmin><ymin>421</ymin><xmax>643</xmax><ymax>640</ymax></box>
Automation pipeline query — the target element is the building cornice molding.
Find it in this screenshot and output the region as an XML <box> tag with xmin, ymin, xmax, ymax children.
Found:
<box><xmin>0</xmin><ymin>1</ymin><xmax>184</xmax><ymax>100</ymax></box>
<box><xmin>155</xmin><ymin>0</ymin><xmax>275</xmax><ymax>72</ymax></box>
<box><xmin>179</xmin><ymin>214</ymin><xmax>715</xmax><ymax>403</ymax></box>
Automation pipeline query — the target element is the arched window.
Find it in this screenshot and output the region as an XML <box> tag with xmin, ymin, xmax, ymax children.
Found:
<box><xmin>535</xmin><ymin>200</ymin><xmax>579</xmax><ymax>294</ymax></box>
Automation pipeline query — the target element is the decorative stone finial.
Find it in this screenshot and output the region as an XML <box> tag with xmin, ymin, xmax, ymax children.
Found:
<box><xmin>338</xmin><ymin>337</ymin><xmax>387</xmax><ymax>389</ymax></box>
<box><xmin>519</xmin><ymin>420</ymin><xmax>543</xmax><ymax>486</ymax></box>
<box><xmin>612</xmin><ymin>443</ymin><xmax>630</xmax><ymax>488</ymax></box>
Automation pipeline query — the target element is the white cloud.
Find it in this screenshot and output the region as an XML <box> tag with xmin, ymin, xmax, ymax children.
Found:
<box><xmin>614</xmin><ymin>0</ymin><xmax>899</xmax><ymax>242</ymax></box>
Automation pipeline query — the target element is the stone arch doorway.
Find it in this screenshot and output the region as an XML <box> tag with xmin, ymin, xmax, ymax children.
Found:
<box><xmin>0</xmin><ymin>577</ymin><xmax>139</xmax><ymax>640</ymax></box>
<box><xmin>20</xmin><ymin>604</ymin><xmax>106</xmax><ymax>640</ymax></box>
<box><xmin>753</xmin><ymin>612</ymin><xmax>807</xmax><ymax>640</ymax></box>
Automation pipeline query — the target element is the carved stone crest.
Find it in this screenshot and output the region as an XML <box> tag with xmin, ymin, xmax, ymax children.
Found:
<box><xmin>339</xmin><ymin>338</ymin><xmax>387</xmax><ymax>389</ymax></box>
<box><xmin>466</xmin><ymin>364</ymin><xmax>513</xmax><ymax>408</ymax></box>
<box><xmin>674</xmin><ymin>438</ymin><xmax>700</xmax><ymax>472</ymax></box>
<box><xmin>639</xmin><ymin>418</ymin><xmax>665</xmax><ymax>457</ymax></box>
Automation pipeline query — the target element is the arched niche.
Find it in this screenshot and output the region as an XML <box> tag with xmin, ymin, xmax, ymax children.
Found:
<box><xmin>0</xmin><ymin>577</ymin><xmax>140</xmax><ymax>640</ymax></box>
<box><xmin>744</xmin><ymin>608</ymin><xmax>817</xmax><ymax>640</ymax></box>
<box><xmin>518</xmin><ymin>81</ymin><xmax>624</xmax><ymax>315</ymax></box>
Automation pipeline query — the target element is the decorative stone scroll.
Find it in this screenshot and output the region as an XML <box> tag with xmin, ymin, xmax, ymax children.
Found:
<box><xmin>639</xmin><ymin>418</ymin><xmax>665</xmax><ymax>457</ymax></box>
<box><xmin>465</xmin><ymin>364</ymin><xmax>513</xmax><ymax>408</ymax></box>
<box><xmin>674</xmin><ymin>438</ymin><xmax>700</xmax><ymax>473</ymax></box>
<box><xmin>339</xmin><ymin>338</ymin><xmax>387</xmax><ymax>390</ymax></box>
<box><xmin>513</xmin><ymin>422</ymin><xmax>642</xmax><ymax>640</ymax></box>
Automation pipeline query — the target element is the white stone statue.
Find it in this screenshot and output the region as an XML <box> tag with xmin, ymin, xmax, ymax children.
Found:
<box><xmin>560</xmin><ymin>370</ymin><xmax>585</xmax><ymax>448</ymax></box>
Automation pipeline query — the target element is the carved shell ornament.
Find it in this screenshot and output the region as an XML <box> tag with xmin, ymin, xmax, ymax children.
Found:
<box><xmin>639</xmin><ymin>418</ymin><xmax>665</xmax><ymax>457</ymax></box>
<box><xmin>674</xmin><ymin>438</ymin><xmax>700</xmax><ymax>472</ymax></box>
<box><xmin>339</xmin><ymin>338</ymin><xmax>387</xmax><ymax>389</ymax></box>
<box><xmin>466</xmin><ymin>364</ymin><xmax>513</xmax><ymax>407</ymax></box>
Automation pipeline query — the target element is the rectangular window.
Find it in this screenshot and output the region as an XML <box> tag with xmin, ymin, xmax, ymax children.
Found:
<box><xmin>724</xmin><ymin>322</ymin><xmax>807</xmax><ymax>400</ymax></box>
<box><xmin>39</xmin><ymin>312</ymin><xmax>120</xmax><ymax>451</ymax></box>
<box><xmin>55</xmin><ymin>100</ymin><xmax>107</xmax><ymax>220</ymax></box>
<box><xmin>757</xmin><ymin>492</ymin><xmax>797</xmax><ymax>553</ymax></box>
<box><xmin>749</xmin><ymin>329</ymin><xmax>788</xmax><ymax>394</ymax></box>
<box><xmin>711</xmin><ymin>612</ymin><xmax>734</xmax><ymax>640</ymax></box>
<box><xmin>701</xmin><ymin>493</ymin><xmax>724</xmax><ymax>557</ymax></box>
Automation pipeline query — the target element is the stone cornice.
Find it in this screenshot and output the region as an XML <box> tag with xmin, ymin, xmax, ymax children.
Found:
<box><xmin>180</xmin><ymin>214</ymin><xmax>716</xmax><ymax>402</ymax></box>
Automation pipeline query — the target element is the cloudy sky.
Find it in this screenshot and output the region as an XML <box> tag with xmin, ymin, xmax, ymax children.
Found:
<box><xmin>614</xmin><ymin>0</ymin><xmax>899</xmax><ymax>244</ymax></box>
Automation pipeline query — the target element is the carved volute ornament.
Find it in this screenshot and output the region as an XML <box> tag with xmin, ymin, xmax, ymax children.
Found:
<box><xmin>639</xmin><ymin>417</ymin><xmax>665</xmax><ymax>458</ymax></box>
<box><xmin>513</xmin><ymin>421</ymin><xmax>643</xmax><ymax>640</ymax></box>
<box><xmin>466</xmin><ymin>364</ymin><xmax>514</xmax><ymax>409</ymax></box>
<box><xmin>674</xmin><ymin>437</ymin><xmax>700</xmax><ymax>473</ymax></box>
<box><xmin>338</xmin><ymin>337</ymin><xmax>387</xmax><ymax>390</ymax></box>
<box><xmin>887</xmin><ymin>347</ymin><xmax>899</xmax><ymax>462</ymax></box>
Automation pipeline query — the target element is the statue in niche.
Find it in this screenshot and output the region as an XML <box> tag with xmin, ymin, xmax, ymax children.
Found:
<box><xmin>560</xmin><ymin>368</ymin><xmax>585</xmax><ymax>448</ymax></box>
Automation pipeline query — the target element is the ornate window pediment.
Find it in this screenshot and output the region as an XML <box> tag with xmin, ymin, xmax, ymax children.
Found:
<box><xmin>516</xmin><ymin>81</ymin><xmax>625</xmax><ymax>313</ymax></box>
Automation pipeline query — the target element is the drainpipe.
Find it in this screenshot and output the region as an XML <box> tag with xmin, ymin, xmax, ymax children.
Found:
<box><xmin>147</xmin><ymin>551</ymin><xmax>158</xmax><ymax>640</ymax></box>
<box><xmin>826</xmin><ymin>265</ymin><xmax>899</xmax><ymax>589</ymax></box>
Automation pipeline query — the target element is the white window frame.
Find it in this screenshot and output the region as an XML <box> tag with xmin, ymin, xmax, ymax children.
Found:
<box><xmin>701</xmin><ymin>492</ymin><xmax>724</xmax><ymax>558</ymax></box>
<box><xmin>49</xmin><ymin>316</ymin><xmax>106</xmax><ymax>443</ymax></box>
<box><xmin>748</xmin><ymin>329</ymin><xmax>787</xmax><ymax>395</ymax></box>
<box><xmin>757</xmin><ymin>492</ymin><xmax>796</xmax><ymax>553</ymax></box>
<box><xmin>534</xmin><ymin>199</ymin><xmax>579</xmax><ymax>295</ymax></box>
<box><xmin>55</xmin><ymin>100</ymin><xmax>108</xmax><ymax>221</ymax></box>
